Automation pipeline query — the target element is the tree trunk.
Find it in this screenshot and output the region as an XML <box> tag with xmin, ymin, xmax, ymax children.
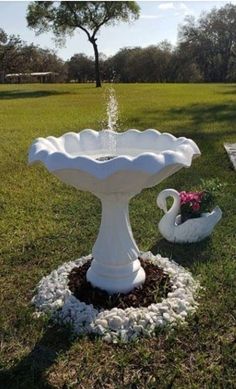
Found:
<box><xmin>221</xmin><ymin>44</ymin><xmax>232</xmax><ymax>82</ymax></box>
<box><xmin>91</xmin><ymin>38</ymin><xmax>101</xmax><ymax>88</ymax></box>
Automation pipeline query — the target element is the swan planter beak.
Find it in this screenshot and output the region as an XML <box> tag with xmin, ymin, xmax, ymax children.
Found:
<box><xmin>157</xmin><ymin>189</ymin><xmax>222</xmax><ymax>243</ymax></box>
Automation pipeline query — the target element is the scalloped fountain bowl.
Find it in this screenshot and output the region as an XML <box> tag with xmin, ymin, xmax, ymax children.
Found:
<box><xmin>29</xmin><ymin>129</ymin><xmax>200</xmax><ymax>294</ymax></box>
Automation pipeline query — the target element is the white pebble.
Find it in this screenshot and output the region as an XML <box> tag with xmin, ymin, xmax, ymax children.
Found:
<box><xmin>109</xmin><ymin>316</ymin><xmax>123</xmax><ymax>330</ymax></box>
<box><xmin>31</xmin><ymin>252</ymin><xmax>200</xmax><ymax>343</ymax></box>
<box><xmin>95</xmin><ymin>319</ymin><xmax>108</xmax><ymax>328</ymax></box>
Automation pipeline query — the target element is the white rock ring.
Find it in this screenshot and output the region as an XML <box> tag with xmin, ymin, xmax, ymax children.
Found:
<box><xmin>32</xmin><ymin>251</ymin><xmax>201</xmax><ymax>343</ymax></box>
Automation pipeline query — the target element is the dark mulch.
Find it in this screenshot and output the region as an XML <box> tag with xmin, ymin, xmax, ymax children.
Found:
<box><xmin>68</xmin><ymin>259</ymin><xmax>172</xmax><ymax>310</ymax></box>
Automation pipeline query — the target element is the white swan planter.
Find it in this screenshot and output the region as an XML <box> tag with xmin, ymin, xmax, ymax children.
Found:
<box><xmin>29</xmin><ymin>129</ymin><xmax>201</xmax><ymax>294</ymax></box>
<box><xmin>157</xmin><ymin>189</ymin><xmax>222</xmax><ymax>243</ymax></box>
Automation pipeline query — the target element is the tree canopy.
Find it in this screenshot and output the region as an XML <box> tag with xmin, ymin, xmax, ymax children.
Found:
<box><xmin>179</xmin><ymin>3</ymin><xmax>236</xmax><ymax>81</ymax></box>
<box><xmin>0</xmin><ymin>28</ymin><xmax>65</xmax><ymax>79</ymax></box>
<box><xmin>1</xmin><ymin>3</ymin><xmax>236</xmax><ymax>84</ymax></box>
<box><xmin>27</xmin><ymin>1</ymin><xmax>140</xmax><ymax>87</ymax></box>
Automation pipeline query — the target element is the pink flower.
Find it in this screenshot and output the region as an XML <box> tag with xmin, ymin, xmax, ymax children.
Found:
<box><xmin>179</xmin><ymin>189</ymin><xmax>212</xmax><ymax>222</ymax></box>
<box><xmin>180</xmin><ymin>191</ymin><xmax>203</xmax><ymax>205</ymax></box>
<box><xmin>180</xmin><ymin>191</ymin><xmax>189</xmax><ymax>204</ymax></box>
<box><xmin>193</xmin><ymin>192</ymin><xmax>202</xmax><ymax>201</ymax></box>
<box><xmin>192</xmin><ymin>202</ymin><xmax>200</xmax><ymax>211</ymax></box>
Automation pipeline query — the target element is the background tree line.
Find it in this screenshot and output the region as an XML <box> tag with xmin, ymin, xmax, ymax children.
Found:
<box><xmin>67</xmin><ymin>3</ymin><xmax>236</xmax><ymax>83</ymax></box>
<box><xmin>1</xmin><ymin>3</ymin><xmax>236</xmax><ymax>83</ymax></box>
<box><xmin>0</xmin><ymin>28</ymin><xmax>66</xmax><ymax>81</ymax></box>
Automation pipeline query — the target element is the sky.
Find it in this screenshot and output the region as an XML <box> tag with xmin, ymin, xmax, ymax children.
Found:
<box><xmin>0</xmin><ymin>1</ymin><xmax>235</xmax><ymax>60</ymax></box>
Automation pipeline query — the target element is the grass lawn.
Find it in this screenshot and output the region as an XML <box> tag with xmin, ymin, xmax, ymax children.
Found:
<box><xmin>0</xmin><ymin>83</ymin><xmax>236</xmax><ymax>388</ymax></box>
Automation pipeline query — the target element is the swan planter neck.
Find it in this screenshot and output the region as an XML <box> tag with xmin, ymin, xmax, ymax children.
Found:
<box><xmin>29</xmin><ymin>129</ymin><xmax>200</xmax><ymax>294</ymax></box>
<box><xmin>157</xmin><ymin>188</ymin><xmax>222</xmax><ymax>243</ymax></box>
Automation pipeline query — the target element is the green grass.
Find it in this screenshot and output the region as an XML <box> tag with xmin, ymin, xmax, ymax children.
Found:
<box><xmin>0</xmin><ymin>83</ymin><xmax>236</xmax><ymax>389</ymax></box>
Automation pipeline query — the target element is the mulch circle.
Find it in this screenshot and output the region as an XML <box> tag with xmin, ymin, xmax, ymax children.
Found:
<box><xmin>68</xmin><ymin>258</ymin><xmax>172</xmax><ymax>310</ymax></box>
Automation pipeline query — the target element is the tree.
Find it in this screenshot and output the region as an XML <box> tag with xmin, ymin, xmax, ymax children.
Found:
<box><xmin>0</xmin><ymin>28</ymin><xmax>7</xmax><ymax>44</ymax></box>
<box><xmin>0</xmin><ymin>29</ymin><xmax>24</xmax><ymax>75</ymax></box>
<box><xmin>108</xmin><ymin>47</ymin><xmax>133</xmax><ymax>82</ymax></box>
<box><xmin>168</xmin><ymin>48</ymin><xmax>202</xmax><ymax>83</ymax></box>
<box><xmin>106</xmin><ymin>42</ymin><xmax>173</xmax><ymax>83</ymax></box>
<box><xmin>67</xmin><ymin>53</ymin><xmax>94</xmax><ymax>82</ymax></box>
<box><xmin>19</xmin><ymin>45</ymin><xmax>66</xmax><ymax>80</ymax></box>
<box><xmin>178</xmin><ymin>4</ymin><xmax>236</xmax><ymax>82</ymax></box>
<box><xmin>26</xmin><ymin>1</ymin><xmax>140</xmax><ymax>87</ymax></box>
<box><xmin>0</xmin><ymin>28</ymin><xmax>66</xmax><ymax>83</ymax></box>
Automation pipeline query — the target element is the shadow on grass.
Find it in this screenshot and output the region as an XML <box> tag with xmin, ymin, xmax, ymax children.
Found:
<box><xmin>130</xmin><ymin>102</ymin><xmax>236</xmax><ymax>160</ymax></box>
<box><xmin>0</xmin><ymin>90</ymin><xmax>70</xmax><ymax>100</ymax></box>
<box><xmin>132</xmin><ymin>101</ymin><xmax>236</xmax><ymax>136</ymax></box>
<box><xmin>218</xmin><ymin>84</ymin><xmax>236</xmax><ymax>95</ymax></box>
<box><xmin>150</xmin><ymin>237</ymin><xmax>213</xmax><ymax>268</ymax></box>
<box><xmin>2</xmin><ymin>233</ymin><xmax>75</xmax><ymax>268</ymax></box>
<box><xmin>167</xmin><ymin>103</ymin><xmax>236</xmax><ymax>130</ymax></box>
<box><xmin>0</xmin><ymin>325</ymin><xmax>74</xmax><ymax>389</ymax></box>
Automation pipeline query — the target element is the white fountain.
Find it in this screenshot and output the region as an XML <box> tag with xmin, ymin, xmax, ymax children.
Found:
<box><xmin>29</xmin><ymin>90</ymin><xmax>201</xmax><ymax>294</ymax></box>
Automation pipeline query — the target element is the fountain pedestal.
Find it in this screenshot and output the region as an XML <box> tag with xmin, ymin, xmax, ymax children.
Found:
<box><xmin>87</xmin><ymin>193</ymin><xmax>145</xmax><ymax>294</ymax></box>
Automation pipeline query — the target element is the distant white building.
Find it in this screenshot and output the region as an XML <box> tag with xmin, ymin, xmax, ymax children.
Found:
<box><xmin>4</xmin><ymin>72</ymin><xmax>59</xmax><ymax>83</ymax></box>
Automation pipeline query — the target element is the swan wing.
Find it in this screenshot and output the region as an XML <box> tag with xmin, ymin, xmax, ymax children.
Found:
<box><xmin>173</xmin><ymin>207</ymin><xmax>222</xmax><ymax>242</ymax></box>
<box><xmin>174</xmin><ymin>218</ymin><xmax>205</xmax><ymax>242</ymax></box>
<box><xmin>202</xmin><ymin>206</ymin><xmax>222</xmax><ymax>224</ymax></box>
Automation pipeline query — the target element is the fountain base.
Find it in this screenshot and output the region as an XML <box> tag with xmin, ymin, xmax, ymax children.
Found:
<box><xmin>31</xmin><ymin>252</ymin><xmax>200</xmax><ymax>343</ymax></box>
<box><xmin>69</xmin><ymin>258</ymin><xmax>171</xmax><ymax>309</ymax></box>
<box><xmin>86</xmin><ymin>258</ymin><xmax>146</xmax><ymax>294</ymax></box>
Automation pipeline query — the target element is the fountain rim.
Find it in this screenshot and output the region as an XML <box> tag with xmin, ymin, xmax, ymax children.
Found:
<box><xmin>28</xmin><ymin>129</ymin><xmax>201</xmax><ymax>179</ymax></box>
